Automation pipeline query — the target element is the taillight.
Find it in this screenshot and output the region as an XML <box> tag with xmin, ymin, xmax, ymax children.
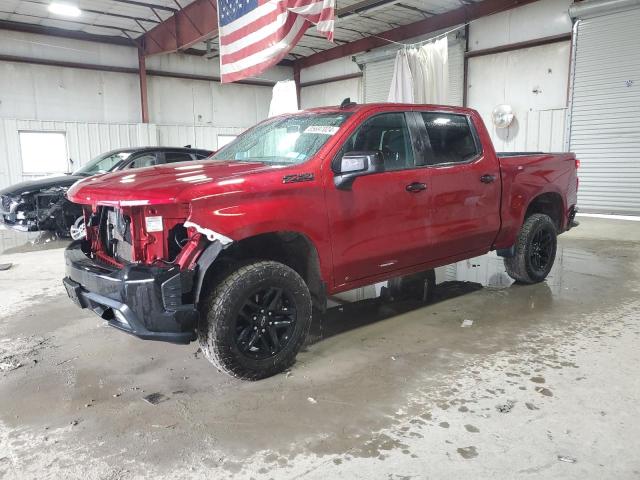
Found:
<box><xmin>575</xmin><ymin>159</ymin><xmax>580</xmax><ymax>169</ymax></box>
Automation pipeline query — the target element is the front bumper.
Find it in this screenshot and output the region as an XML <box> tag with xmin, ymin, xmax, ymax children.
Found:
<box><xmin>0</xmin><ymin>214</ymin><xmax>38</xmax><ymax>232</ymax></box>
<box><xmin>63</xmin><ymin>240</ymin><xmax>197</xmax><ymax>344</ymax></box>
<box><xmin>1</xmin><ymin>194</ymin><xmax>38</xmax><ymax>232</ymax></box>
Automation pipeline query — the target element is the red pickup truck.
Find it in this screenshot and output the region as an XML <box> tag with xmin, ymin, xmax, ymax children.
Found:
<box><xmin>63</xmin><ymin>102</ymin><xmax>578</xmax><ymax>379</ymax></box>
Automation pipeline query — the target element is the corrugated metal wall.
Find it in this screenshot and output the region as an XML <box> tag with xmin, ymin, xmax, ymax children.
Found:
<box><xmin>300</xmin><ymin>78</ymin><xmax>363</xmax><ymax>109</ymax></box>
<box><xmin>489</xmin><ymin>108</ymin><xmax>567</xmax><ymax>152</ymax></box>
<box><xmin>0</xmin><ymin>118</ymin><xmax>158</xmax><ymax>188</ymax></box>
<box><xmin>156</xmin><ymin>125</ymin><xmax>245</xmax><ymax>151</ymax></box>
<box><xmin>466</xmin><ymin>40</ymin><xmax>570</xmax><ymax>154</ymax></box>
<box><xmin>0</xmin><ymin>119</ymin><xmax>247</xmax><ymax>189</ymax></box>
<box><xmin>568</xmin><ymin>8</ymin><xmax>640</xmax><ymax>215</ymax></box>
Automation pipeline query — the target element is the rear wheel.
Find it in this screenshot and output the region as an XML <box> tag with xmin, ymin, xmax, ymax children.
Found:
<box><xmin>198</xmin><ymin>260</ymin><xmax>312</xmax><ymax>380</ymax></box>
<box><xmin>504</xmin><ymin>213</ymin><xmax>557</xmax><ymax>284</ymax></box>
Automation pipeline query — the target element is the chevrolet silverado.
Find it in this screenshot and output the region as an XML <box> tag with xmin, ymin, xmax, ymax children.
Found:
<box><xmin>62</xmin><ymin>102</ymin><xmax>578</xmax><ymax>379</ymax></box>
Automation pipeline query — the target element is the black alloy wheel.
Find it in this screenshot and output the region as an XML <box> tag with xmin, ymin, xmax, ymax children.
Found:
<box><xmin>529</xmin><ymin>227</ymin><xmax>554</xmax><ymax>274</ymax></box>
<box><xmin>235</xmin><ymin>287</ymin><xmax>297</xmax><ymax>359</ymax></box>
<box><xmin>504</xmin><ymin>213</ymin><xmax>558</xmax><ymax>284</ymax></box>
<box><xmin>198</xmin><ymin>260</ymin><xmax>312</xmax><ymax>380</ymax></box>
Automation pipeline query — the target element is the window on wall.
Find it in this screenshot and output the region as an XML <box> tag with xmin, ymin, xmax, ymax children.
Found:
<box><xmin>19</xmin><ymin>131</ymin><xmax>68</xmax><ymax>174</ymax></box>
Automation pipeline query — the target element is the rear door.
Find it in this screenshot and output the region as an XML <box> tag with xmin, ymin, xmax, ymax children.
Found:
<box><xmin>415</xmin><ymin>111</ymin><xmax>501</xmax><ymax>260</ymax></box>
<box><xmin>324</xmin><ymin>111</ymin><xmax>433</xmax><ymax>287</ymax></box>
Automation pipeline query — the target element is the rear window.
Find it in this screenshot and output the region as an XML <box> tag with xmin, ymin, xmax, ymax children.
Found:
<box><xmin>421</xmin><ymin>113</ymin><xmax>479</xmax><ymax>165</ymax></box>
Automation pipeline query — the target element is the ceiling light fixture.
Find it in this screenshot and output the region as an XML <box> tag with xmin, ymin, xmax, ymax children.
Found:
<box><xmin>48</xmin><ymin>2</ymin><xmax>82</xmax><ymax>17</ymax></box>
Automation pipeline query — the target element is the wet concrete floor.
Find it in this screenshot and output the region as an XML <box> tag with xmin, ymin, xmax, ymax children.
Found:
<box><xmin>0</xmin><ymin>217</ymin><xmax>639</xmax><ymax>479</ymax></box>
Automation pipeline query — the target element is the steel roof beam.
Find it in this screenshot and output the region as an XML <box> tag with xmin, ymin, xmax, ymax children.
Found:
<box><xmin>395</xmin><ymin>3</ymin><xmax>436</xmax><ymax>17</ymax></box>
<box><xmin>296</xmin><ymin>0</ymin><xmax>540</xmax><ymax>69</ymax></box>
<box><xmin>109</xmin><ymin>0</ymin><xmax>178</xmax><ymax>13</ymax></box>
<box><xmin>141</xmin><ymin>0</ymin><xmax>218</xmax><ymax>55</ymax></box>
<box><xmin>336</xmin><ymin>0</ymin><xmax>400</xmax><ymax>18</ymax></box>
<box><xmin>0</xmin><ymin>10</ymin><xmax>142</xmax><ymax>34</ymax></box>
<box><xmin>0</xmin><ymin>19</ymin><xmax>135</xmax><ymax>45</ymax></box>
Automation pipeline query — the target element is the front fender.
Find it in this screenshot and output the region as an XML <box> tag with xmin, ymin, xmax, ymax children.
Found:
<box><xmin>185</xmin><ymin>183</ymin><xmax>333</xmax><ymax>287</ymax></box>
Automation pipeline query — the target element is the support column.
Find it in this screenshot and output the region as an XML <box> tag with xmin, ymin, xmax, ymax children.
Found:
<box><xmin>138</xmin><ymin>49</ymin><xmax>149</xmax><ymax>123</ymax></box>
<box><xmin>293</xmin><ymin>62</ymin><xmax>301</xmax><ymax>109</ymax></box>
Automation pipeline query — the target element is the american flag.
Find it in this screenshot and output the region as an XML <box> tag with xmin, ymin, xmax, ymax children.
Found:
<box><xmin>217</xmin><ymin>0</ymin><xmax>335</xmax><ymax>83</ymax></box>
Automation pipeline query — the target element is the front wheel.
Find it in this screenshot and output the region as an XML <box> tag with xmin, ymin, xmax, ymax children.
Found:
<box><xmin>69</xmin><ymin>216</ymin><xmax>86</xmax><ymax>240</ymax></box>
<box><xmin>198</xmin><ymin>260</ymin><xmax>312</xmax><ymax>380</ymax></box>
<box><xmin>504</xmin><ymin>213</ymin><xmax>557</xmax><ymax>284</ymax></box>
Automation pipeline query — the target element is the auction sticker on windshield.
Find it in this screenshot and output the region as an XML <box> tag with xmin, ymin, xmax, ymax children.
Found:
<box><xmin>304</xmin><ymin>126</ymin><xmax>340</xmax><ymax>135</ymax></box>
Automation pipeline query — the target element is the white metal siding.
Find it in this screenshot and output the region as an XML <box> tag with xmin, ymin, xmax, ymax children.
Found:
<box><xmin>486</xmin><ymin>108</ymin><xmax>567</xmax><ymax>153</ymax></box>
<box><xmin>467</xmin><ymin>41</ymin><xmax>570</xmax><ymax>153</ymax></box>
<box><xmin>0</xmin><ymin>118</ymin><xmax>158</xmax><ymax>188</ymax></box>
<box><xmin>0</xmin><ymin>118</ymin><xmax>250</xmax><ymax>189</ymax></box>
<box><xmin>300</xmin><ymin>77</ymin><xmax>362</xmax><ymax>109</ymax></box>
<box><xmin>363</xmin><ymin>35</ymin><xmax>464</xmax><ymax>105</ymax></box>
<box><xmin>568</xmin><ymin>8</ymin><xmax>640</xmax><ymax>214</ymax></box>
<box><xmin>156</xmin><ymin>125</ymin><xmax>245</xmax><ymax>151</ymax></box>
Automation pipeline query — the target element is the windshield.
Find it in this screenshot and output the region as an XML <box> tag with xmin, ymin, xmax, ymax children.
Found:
<box><xmin>211</xmin><ymin>113</ymin><xmax>350</xmax><ymax>165</ymax></box>
<box><xmin>73</xmin><ymin>151</ymin><xmax>132</xmax><ymax>175</ymax></box>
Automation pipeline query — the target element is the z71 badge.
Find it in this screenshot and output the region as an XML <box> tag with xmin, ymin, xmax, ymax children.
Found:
<box><xmin>282</xmin><ymin>173</ymin><xmax>314</xmax><ymax>184</ymax></box>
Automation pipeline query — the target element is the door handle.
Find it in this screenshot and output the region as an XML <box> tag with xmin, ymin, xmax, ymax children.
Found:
<box><xmin>406</xmin><ymin>182</ymin><xmax>427</xmax><ymax>193</ymax></box>
<box><xmin>480</xmin><ymin>174</ymin><xmax>496</xmax><ymax>184</ymax></box>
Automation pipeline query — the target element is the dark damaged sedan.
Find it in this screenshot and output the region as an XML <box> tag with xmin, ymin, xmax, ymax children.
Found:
<box><xmin>0</xmin><ymin>146</ymin><xmax>212</xmax><ymax>239</ymax></box>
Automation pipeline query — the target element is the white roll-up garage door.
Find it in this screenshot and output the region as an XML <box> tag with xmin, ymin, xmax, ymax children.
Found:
<box><xmin>568</xmin><ymin>8</ymin><xmax>640</xmax><ymax>215</ymax></box>
<box><xmin>361</xmin><ymin>35</ymin><xmax>465</xmax><ymax>106</ymax></box>
<box><xmin>363</xmin><ymin>57</ymin><xmax>396</xmax><ymax>102</ymax></box>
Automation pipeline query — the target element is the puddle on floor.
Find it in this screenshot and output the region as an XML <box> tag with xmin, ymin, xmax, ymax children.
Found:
<box><xmin>331</xmin><ymin>243</ymin><xmax>611</xmax><ymax>305</ymax></box>
<box><xmin>314</xmin><ymin>242</ymin><xmax>615</xmax><ymax>344</ymax></box>
<box><xmin>0</xmin><ymin>227</ymin><xmax>70</xmax><ymax>255</ymax></box>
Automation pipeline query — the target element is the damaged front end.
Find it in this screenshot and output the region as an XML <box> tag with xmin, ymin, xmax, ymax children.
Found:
<box><xmin>63</xmin><ymin>203</ymin><xmax>230</xmax><ymax>344</ymax></box>
<box><xmin>0</xmin><ymin>186</ymin><xmax>81</xmax><ymax>236</ymax></box>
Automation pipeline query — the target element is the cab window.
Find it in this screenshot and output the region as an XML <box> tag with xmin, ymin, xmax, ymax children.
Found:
<box><xmin>421</xmin><ymin>113</ymin><xmax>479</xmax><ymax>165</ymax></box>
<box><xmin>339</xmin><ymin>113</ymin><xmax>415</xmax><ymax>171</ymax></box>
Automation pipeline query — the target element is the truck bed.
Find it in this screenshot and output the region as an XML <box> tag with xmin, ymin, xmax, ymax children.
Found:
<box><xmin>496</xmin><ymin>152</ymin><xmax>543</xmax><ymax>157</ymax></box>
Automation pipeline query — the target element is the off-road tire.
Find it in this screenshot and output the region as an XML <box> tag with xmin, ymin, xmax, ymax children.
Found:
<box><xmin>198</xmin><ymin>260</ymin><xmax>312</xmax><ymax>380</ymax></box>
<box><xmin>504</xmin><ymin>213</ymin><xmax>558</xmax><ymax>284</ymax></box>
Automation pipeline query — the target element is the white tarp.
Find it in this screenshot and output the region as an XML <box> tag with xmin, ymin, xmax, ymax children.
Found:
<box><xmin>388</xmin><ymin>37</ymin><xmax>448</xmax><ymax>104</ymax></box>
<box><xmin>268</xmin><ymin>80</ymin><xmax>299</xmax><ymax>117</ymax></box>
<box><xmin>388</xmin><ymin>50</ymin><xmax>414</xmax><ymax>103</ymax></box>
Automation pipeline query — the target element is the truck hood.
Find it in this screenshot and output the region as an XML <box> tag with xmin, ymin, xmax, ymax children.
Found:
<box><xmin>67</xmin><ymin>160</ymin><xmax>283</xmax><ymax>206</ymax></box>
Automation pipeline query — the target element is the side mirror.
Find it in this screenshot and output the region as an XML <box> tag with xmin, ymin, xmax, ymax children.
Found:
<box><xmin>334</xmin><ymin>151</ymin><xmax>385</xmax><ymax>190</ymax></box>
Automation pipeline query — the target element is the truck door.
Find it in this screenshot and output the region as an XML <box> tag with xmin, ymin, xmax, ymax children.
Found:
<box><xmin>415</xmin><ymin>112</ymin><xmax>501</xmax><ymax>261</ymax></box>
<box><xmin>324</xmin><ymin>111</ymin><xmax>432</xmax><ymax>288</ymax></box>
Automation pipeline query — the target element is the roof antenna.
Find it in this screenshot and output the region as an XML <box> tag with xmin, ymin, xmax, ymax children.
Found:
<box><xmin>340</xmin><ymin>97</ymin><xmax>356</xmax><ymax>109</ymax></box>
